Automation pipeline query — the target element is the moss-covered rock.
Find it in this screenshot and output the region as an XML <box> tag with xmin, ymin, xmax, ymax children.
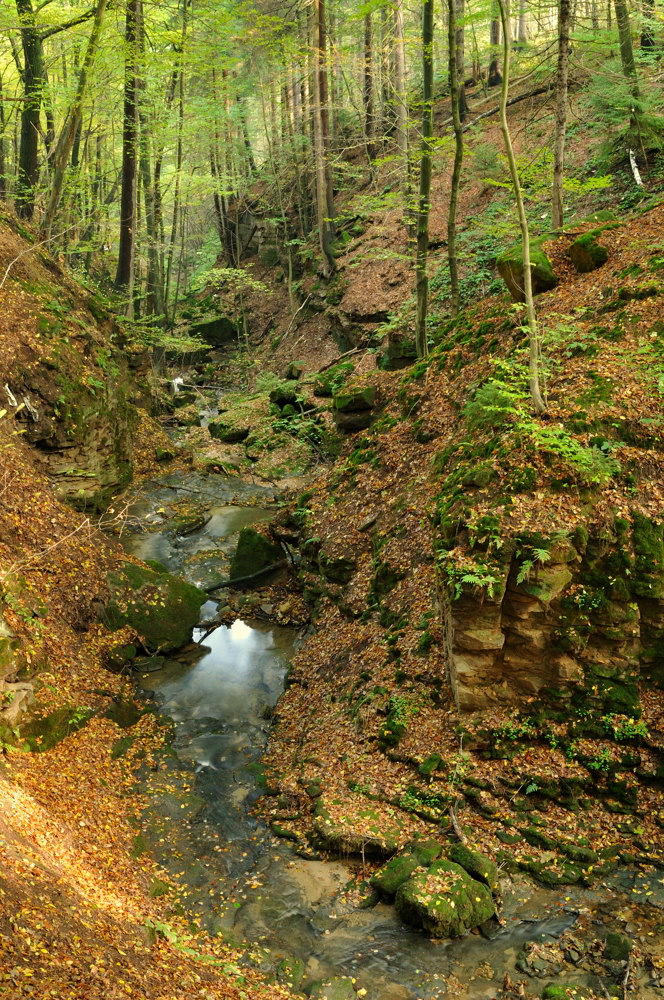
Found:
<box><xmin>395</xmin><ymin>859</ymin><xmax>495</xmax><ymax>937</ymax></box>
<box><xmin>102</xmin><ymin>561</ymin><xmax>205</xmax><ymax>653</ymax></box>
<box><xmin>447</xmin><ymin>843</ymin><xmax>499</xmax><ymax>891</ymax></box>
<box><xmin>333</xmin><ymin>385</ymin><xmax>376</xmax><ymax>413</ymax></box>
<box><xmin>313</xmin><ymin>793</ymin><xmax>410</xmax><ymax>856</ymax></box>
<box><xmin>371</xmin><ymin>839</ymin><xmax>444</xmax><ymax>897</ymax></box>
<box><xmin>496</xmin><ymin>242</ymin><xmax>558</xmax><ymax>302</ymax></box>
<box><xmin>208</xmin><ymin>419</ymin><xmax>250</xmax><ymax>443</ymax></box>
<box><xmin>309</xmin><ymin>978</ymin><xmax>356</xmax><ymax>1000</ymax></box>
<box><xmin>569</xmin><ymin>231</ymin><xmax>609</xmax><ymax>273</ymax></box>
<box><xmin>229</xmin><ymin>527</ymin><xmax>282</xmax><ymax>581</ymax></box>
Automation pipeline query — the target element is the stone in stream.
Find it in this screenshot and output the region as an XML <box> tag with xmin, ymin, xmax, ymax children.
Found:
<box><xmin>102</xmin><ymin>561</ymin><xmax>206</xmax><ymax>653</ymax></box>
<box><xmin>371</xmin><ymin>839</ymin><xmax>444</xmax><ymax>898</ymax></box>
<box><xmin>394</xmin><ymin>859</ymin><xmax>495</xmax><ymax>938</ymax></box>
<box><xmin>229</xmin><ymin>527</ymin><xmax>283</xmax><ymax>582</ymax></box>
<box><xmin>308</xmin><ymin>978</ymin><xmax>357</xmax><ymax>1000</ymax></box>
<box><xmin>447</xmin><ymin>843</ymin><xmax>499</xmax><ymax>892</ymax></box>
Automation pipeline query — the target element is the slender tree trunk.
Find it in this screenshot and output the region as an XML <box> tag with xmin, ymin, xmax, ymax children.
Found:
<box><xmin>318</xmin><ymin>0</ymin><xmax>335</xmax><ymax>228</ymax></box>
<box><xmin>641</xmin><ymin>0</ymin><xmax>655</xmax><ymax>49</ymax></box>
<box><xmin>447</xmin><ymin>0</ymin><xmax>464</xmax><ymax>317</ymax></box>
<box><xmin>363</xmin><ymin>12</ymin><xmax>375</xmax><ymax>155</ymax></box>
<box><xmin>488</xmin><ymin>11</ymin><xmax>502</xmax><ymax>86</ymax></box>
<box><xmin>312</xmin><ymin>0</ymin><xmax>335</xmax><ymax>276</ymax></box>
<box><xmin>551</xmin><ymin>0</ymin><xmax>571</xmax><ymax>229</ymax></box>
<box><xmin>15</xmin><ymin>0</ymin><xmax>43</xmax><ymax>218</ymax></box>
<box><xmin>496</xmin><ymin>0</ymin><xmax>546</xmax><ymax>413</ymax></box>
<box><xmin>455</xmin><ymin>0</ymin><xmax>469</xmax><ymax>121</ymax></box>
<box><xmin>0</xmin><ymin>74</ymin><xmax>6</xmax><ymax>200</ymax></box>
<box><xmin>517</xmin><ymin>0</ymin><xmax>528</xmax><ymax>46</ymax></box>
<box><xmin>415</xmin><ymin>0</ymin><xmax>434</xmax><ymax>359</ymax></box>
<box><xmin>40</xmin><ymin>0</ymin><xmax>108</xmax><ymax>237</ymax></box>
<box><xmin>115</xmin><ymin>0</ymin><xmax>140</xmax><ymax>309</ymax></box>
<box><xmin>393</xmin><ymin>0</ymin><xmax>411</xmax><ymax>207</ymax></box>
<box><xmin>613</xmin><ymin>0</ymin><xmax>641</xmax><ymax>108</ymax></box>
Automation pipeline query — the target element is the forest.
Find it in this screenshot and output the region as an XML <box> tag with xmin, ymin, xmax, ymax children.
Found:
<box><xmin>0</xmin><ymin>1</ymin><xmax>663</xmax><ymax>1000</ymax></box>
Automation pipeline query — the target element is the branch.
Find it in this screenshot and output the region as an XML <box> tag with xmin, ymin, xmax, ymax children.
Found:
<box><xmin>461</xmin><ymin>85</ymin><xmax>551</xmax><ymax>133</ymax></box>
<box><xmin>40</xmin><ymin>7</ymin><xmax>97</xmax><ymax>40</ymax></box>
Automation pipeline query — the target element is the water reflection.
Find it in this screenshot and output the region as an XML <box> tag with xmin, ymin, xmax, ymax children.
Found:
<box><xmin>150</xmin><ymin>620</ymin><xmax>286</xmax><ymax>725</ymax></box>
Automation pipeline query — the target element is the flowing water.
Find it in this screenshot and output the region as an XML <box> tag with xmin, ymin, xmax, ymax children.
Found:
<box><xmin>121</xmin><ymin>471</ymin><xmax>657</xmax><ymax>999</ymax></box>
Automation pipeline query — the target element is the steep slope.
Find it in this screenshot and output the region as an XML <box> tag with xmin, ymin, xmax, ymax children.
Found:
<box><xmin>260</xmin><ymin>201</ymin><xmax>664</xmax><ymax>901</ymax></box>
<box><xmin>0</xmin><ymin>220</ymin><xmax>285</xmax><ymax>1000</ymax></box>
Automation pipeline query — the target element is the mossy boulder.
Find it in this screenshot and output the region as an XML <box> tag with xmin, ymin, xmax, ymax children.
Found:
<box><xmin>380</xmin><ymin>330</ymin><xmax>418</xmax><ymax>371</ymax></box>
<box><xmin>497</xmin><ymin>242</ymin><xmax>558</xmax><ymax>302</ymax></box>
<box><xmin>447</xmin><ymin>843</ymin><xmax>499</xmax><ymax>892</ymax></box>
<box><xmin>208</xmin><ymin>419</ymin><xmax>250</xmax><ymax>444</ymax></box>
<box><xmin>333</xmin><ymin>385</ymin><xmax>376</xmax><ymax>413</ymax></box>
<box><xmin>313</xmin><ymin>793</ymin><xmax>410</xmax><ymax>856</ymax></box>
<box><xmin>229</xmin><ymin>527</ymin><xmax>282</xmax><ymax>582</ymax></box>
<box><xmin>395</xmin><ymin>859</ymin><xmax>495</xmax><ymax>937</ymax></box>
<box><xmin>102</xmin><ymin>561</ymin><xmax>205</xmax><ymax>652</ymax></box>
<box><xmin>191</xmin><ymin>315</ymin><xmax>237</xmax><ymax>347</ymax></box>
<box><xmin>309</xmin><ymin>978</ymin><xmax>356</xmax><ymax>1000</ymax></box>
<box><xmin>632</xmin><ymin>512</ymin><xmax>664</xmax><ymax>598</ymax></box>
<box><xmin>371</xmin><ymin>839</ymin><xmax>443</xmax><ymax>897</ymax></box>
<box><xmin>569</xmin><ymin>231</ymin><xmax>609</xmax><ymax>273</ymax></box>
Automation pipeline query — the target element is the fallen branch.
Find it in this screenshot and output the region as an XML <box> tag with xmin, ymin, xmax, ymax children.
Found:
<box><xmin>204</xmin><ymin>559</ymin><xmax>287</xmax><ymax>593</ymax></box>
<box><xmin>448</xmin><ymin>797</ymin><xmax>468</xmax><ymax>843</ymax></box>
<box><xmin>316</xmin><ymin>346</ymin><xmax>365</xmax><ymax>374</ymax></box>
<box><xmin>461</xmin><ymin>85</ymin><xmax>551</xmax><ymax>132</ymax></box>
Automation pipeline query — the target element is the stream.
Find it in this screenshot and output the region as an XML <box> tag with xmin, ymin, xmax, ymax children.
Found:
<box><xmin>117</xmin><ymin>470</ymin><xmax>661</xmax><ymax>1000</ymax></box>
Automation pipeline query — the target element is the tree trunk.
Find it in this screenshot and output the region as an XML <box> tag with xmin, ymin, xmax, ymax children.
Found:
<box><xmin>455</xmin><ymin>0</ymin><xmax>469</xmax><ymax>121</ymax></box>
<box><xmin>641</xmin><ymin>0</ymin><xmax>655</xmax><ymax>49</ymax></box>
<box><xmin>415</xmin><ymin>0</ymin><xmax>434</xmax><ymax>359</ymax></box>
<box><xmin>115</xmin><ymin>0</ymin><xmax>141</xmax><ymax>307</ymax></box>
<box><xmin>0</xmin><ymin>74</ymin><xmax>6</xmax><ymax>200</ymax></box>
<box><xmin>40</xmin><ymin>0</ymin><xmax>108</xmax><ymax>237</ymax></box>
<box><xmin>15</xmin><ymin>0</ymin><xmax>43</xmax><ymax>218</ymax></box>
<box><xmin>551</xmin><ymin>0</ymin><xmax>571</xmax><ymax>230</ymax></box>
<box><xmin>318</xmin><ymin>0</ymin><xmax>335</xmax><ymax>228</ymax></box>
<box><xmin>312</xmin><ymin>0</ymin><xmax>335</xmax><ymax>276</ymax></box>
<box><xmin>393</xmin><ymin>0</ymin><xmax>411</xmax><ymax>208</ymax></box>
<box><xmin>447</xmin><ymin>0</ymin><xmax>464</xmax><ymax>317</ymax></box>
<box><xmin>517</xmin><ymin>0</ymin><xmax>528</xmax><ymax>46</ymax></box>
<box><xmin>496</xmin><ymin>0</ymin><xmax>546</xmax><ymax>413</ymax></box>
<box><xmin>488</xmin><ymin>11</ymin><xmax>502</xmax><ymax>86</ymax></box>
<box><xmin>363</xmin><ymin>12</ymin><xmax>375</xmax><ymax>156</ymax></box>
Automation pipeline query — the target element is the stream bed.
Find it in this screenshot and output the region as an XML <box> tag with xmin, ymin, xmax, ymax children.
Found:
<box><xmin>119</xmin><ymin>472</ymin><xmax>662</xmax><ymax>1000</ymax></box>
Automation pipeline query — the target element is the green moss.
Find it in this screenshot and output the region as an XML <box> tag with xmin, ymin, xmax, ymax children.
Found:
<box><xmin>632</xmin><ymin>512</ymin><xmax>664</xmax><ymax>598</ymax></box>
<box><xmin>447</xmin><ymin>843</ymin><xmax>499</xmax><ymax>891</ymax></box>
<box><xmin>333</xmin><ymin>385</ymin><xmax>376</xmax><ymax>412</ymax></box>
<box><xmin>569</xmin><ymin>231</ymin><xmax>609</xmax><ymax>273</ymax></box>
<box><xmin>229</xmin><ymin>527</ymin><xmax>282</xmax><ymax>581</ymax></box>
<box><xmin>496</xmin><ymin>241</ymin><xmax>558</xmax><ymax>302</ymax></box>
<box><xmin>103</xmin><ymin>562</ymin><xmax>205</xmax><ymax>653</ymax></box>
<box><xmin>395</xmin><ymin>859</ymin><xmax>495</xmax><ymax>937</ymax></box>
<box><xmin>418</xmin><ymin>752</ymin><xmax>442</xmax><ymax>777</ymax></box>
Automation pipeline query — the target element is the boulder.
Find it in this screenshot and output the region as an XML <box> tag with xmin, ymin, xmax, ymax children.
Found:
<box><xmin>208</xmin><ymin>419</ymin><xmax>250</xmax><ymax>443</ymax></box>
<box><xmin>333</xmin><ymin>385</ymin><xmax>376</xmax><ymax>413</ymax></box>
<box><xmin>395</xmin><ymin>859</ymin><xmax>495</xmax><ymax>937</ymax></box>
<box><xmin>447</xmin><ymin>843</ymin><xmax>499</xmax><ymax>891</ymax></box>
<box><xmin>191</xmin><ymin>315</ymin><xmax>237</xmax><ymax>347</ymax></box>
<box><xmin>229</xmin><ymin>527</ymin><xmax>282</xmax><ymax>582</ymax></box>
<box><xmin>102</xmin><ymin>561</ymin><xmax>205</xmax><ymax>653</ymax></box>
<box><xmin>569</xmin><ymin>231</ymin><xmax>609</xmax><ymax>273</ymax></box>
<box><xmin>497</xmin><ymin>242</ymin><xmax>558</xmax><ymax>302</ymax></box>
<box><xmin>371</xmin><ymin>840</ymin><xmax>444</xmax><ymax>898</ymax></box>
<box><xmin>380</xmin><ymin>330</ymin><xmax>417</xmax><ymax>370</ymax></box>
<box><xmin>309</xmin><ymin>979</ymin><xmax>356</xmax><ymax>1000</ymax></box>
